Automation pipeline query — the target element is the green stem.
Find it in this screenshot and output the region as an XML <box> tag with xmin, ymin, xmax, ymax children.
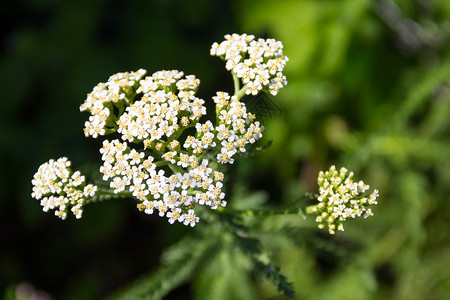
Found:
<box><xmin>235</xmin><ymin>86</ymin><xmax>248</xmax><ymax>101</ymax></box>
<box><xmin>169</xmin><ymin>122</ymin><xmax>195</xmax><ymax>142</ymax></box>
<box><xmin>232</xmin><ymin>71</ymin><xmax>240</xmax><ymax>95</ymax></box>
<box><xmin>98</xmin><ymin>188</ymin><xmax>132</xmax><ymax>196</ymax></box>
<box><xmin>231</xmin><ymin>71</ymin><xmax>249</xmax><ymax>100</ymax></box>
<box><xmin>305</xmin><ymin>204</ymin><xmax>318</xmax><ymax>214</ymax></box>
<box><xmin>86</xmin><ymin>188</ymin><xmax>133</xmax><ymax>204</ymax></box>
<box><xmin>219</xmin><ymin>206</ymin><xmax>310</xmax><ymax>218</ymax></box>
<box><xmin>168</xmin><ymin>163</ymin><xmax>184</xmax><ymax>174</ymax></box>
<box><xmin>155</xmin><ymin>160</ymin><xmax>170</xmax><ymax>167</ymax></box>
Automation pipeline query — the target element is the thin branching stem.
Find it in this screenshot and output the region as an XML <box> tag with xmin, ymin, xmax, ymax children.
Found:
<box><xmin>232</xmin><ymin>71</ymin><xmax>248</xmax><ymax>100</ymax></box>
<box><xmin>219</xmin><ymin>206</ymin><xmax>310</xmax><ymax>218</ymax></box>
<box><xmin>232</xmin><ymin>70</ymin><xmax>240</xmax><ymax>95</ymax></box>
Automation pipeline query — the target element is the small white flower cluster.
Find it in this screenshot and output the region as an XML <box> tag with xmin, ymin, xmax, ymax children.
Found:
<box><xmin>77</xmin><ymin>68</ymin><xmax>267</xmax><ymax>226</ymax></box>
<box><xmin>313</xmin><ymin>166</ymin><xmax>379</xmax><ymax>234</ymax></box>
<box><xmin>99</xmin><ymin>139</ymin><xmax>226</xmax><ymax>227</ymax></box>
<box><xmin>211</xmin><ymin>91</ymin><xmax>263</xmax><ymax>164</ymax></box>
<box><xmin>31</xmin><ymin>157</ymin><xmax>98</xmax><ymax>220</ymax></box>
<box><xmin>33</xmin><ymin>34</ymin><xmax>288</xmax><ymax>224</ymax></box>
<box><xmin>210</xmin><ymin>33</ymin><xmax>288</xmax><ymax>95</ymax></box>
<box><xmin>117</xmin><ymin>70</ymin><xmax>205</xmax><ymax>143</ymax></box>
<box><xmin>89</xmin><ymin>69</ymin><xmax>267</xmax><ymax>225</ymax></box>
<box><xmin>180</xmin><ymin>91</ymin><xmax>264</xmax><ymax>164</ymax></box>
<box><xmin>80</xmin><ymin>69</ymin><xmax>147</xmax><ymax>138</ymax></box>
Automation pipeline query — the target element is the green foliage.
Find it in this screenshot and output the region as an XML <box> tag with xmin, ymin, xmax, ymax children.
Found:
<box><xmin>230</xmin><ymin>1</ymin><xmax>450</xmax><ymax>299</ymax></box>
<box><xmin>193</xmin><ymin>234</ymin><xmax>257</xmax><ymax>300</ymax></box>
<box><xmin>110</xmin><ymin>235</ymin><xmax>211</xmax><ymax>300</ymax></box>
<box><xmin>253</xmin><ymin>255</ymin><xmax>295</xmax><ymax>298</ymax></box>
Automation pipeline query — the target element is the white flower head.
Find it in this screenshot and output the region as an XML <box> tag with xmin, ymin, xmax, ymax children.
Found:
<box><xmin>211</xmin><ymin>34</ymin><xmax>288</xmax><ymax>95</ymax></box>
<box><xmin>49</xmin><ymin>34</ymin><xmax>290</xmax><ymax>227</ymax></box>
<box><xmin>31</xmin><ymin>157</ymin><xmax>98</xmax><ymax>220</ymax></box>
<box><xmin>81</xmin><ymin>69</ymin><xmax>147</xmax><ymax>138</ymax></box>
<box><xmin>313</xmin><ymin>166</ymin><xmax>379</xmax><ymax>234</ymax></box>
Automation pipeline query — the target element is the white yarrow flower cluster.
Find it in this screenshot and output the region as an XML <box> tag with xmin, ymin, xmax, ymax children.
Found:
<box><xmin>31</xmin><ymin>157</ymin><xmax>98</xmax><ymax>219</ymax></box>
<box><xmin>312</xmin><ymin>166</ymin><xmax>379</xmax><ymax>234</ymax></box>
<box><xmin>80</xmin><ymin>69</ymin><xmax>147</xmax><ymax>138</ymax></box>
<box><xmin>87</xmin><ymin>67</ymin><xmax>269</xmax><ymax>225</ymax></box>
<box><xmin>211</xmin><ymin>92</ymin><xmax>263</xmax><ymax>164</ymax></box>
<box><xmin>99</xmin><ymin>139</ymin><xmax>225</xmax><ymax>227</ymax></box>
<box><xmin>35</xmin><ymin>33</ymin><xmax>289</xmax><ymax>225</ymax></box>
<box><xmin>210</xmin><ymin>33</ymin><xmax>288</xmax><ymax>95</ymax></box>
<box><xmin>117</xmin><ymin>70</ymin><xmax>205</xmax><ymax>143</ymax></box>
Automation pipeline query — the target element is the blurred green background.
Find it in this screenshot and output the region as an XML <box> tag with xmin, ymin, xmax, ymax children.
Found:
<box><xmin>1</xmin><ymin>0</ymin><xmax>449</xmax><ymax>299</ymax></box>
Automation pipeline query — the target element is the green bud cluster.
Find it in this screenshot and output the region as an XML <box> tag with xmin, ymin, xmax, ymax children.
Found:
<box><xmin>312</xmin><ymin>166</ymin><xmax>379</xmax><ymax>234</ymax></box>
